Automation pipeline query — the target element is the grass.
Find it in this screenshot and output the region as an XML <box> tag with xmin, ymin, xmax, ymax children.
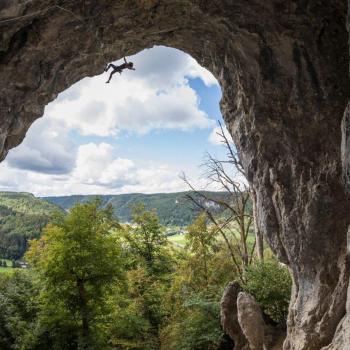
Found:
<box><xmin>0</xmin><ymin>258</ymin><xmax>12</xmax><ymax>266</ymax></box>
<box><xmin>167</xmin><ymin>224</ymin><xmax>256</xmax><ymax>250</ymax></box>
<box><xmin>0</xmin><ymin>266</ymin><xmax>16</xmax><ymax>274</ymax></box>
<box><xmin>0</xmin><ymin>258</ymin><xmax>18</xmax><ymax>274</ymax></box>
<box><xmin>168</xmin><ymin>233</ymin><xmax>187</xmax><ymax>247</ymax></box>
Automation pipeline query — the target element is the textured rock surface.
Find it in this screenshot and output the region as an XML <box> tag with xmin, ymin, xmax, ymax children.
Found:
<box><xmin>237</xmin><ymin>292</ymin><xmax>266</xmax><ymax>350</ymax></box>
<box><xmin>1</xmin><ymin>1</ymin><xmax>350</xmax><ymax>349</ymax></box>
<box><xmin>321</xmin><ymin>270</ymin><xmax>350</xmax><ymax>349</ymax></box>
<box><xmin>221</xmin><ymin>285</ymin><xmax>285</xmax><ymax>350</ymax></box>
<box><xmin>220</xmin><ymin>282</ymin><xmax>249</xmax><ymax>349</ymax></box>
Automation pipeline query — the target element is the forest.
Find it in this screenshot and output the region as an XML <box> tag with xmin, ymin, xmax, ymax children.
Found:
<box><xmin>0</xmin><ymin>127</ymin><xmax>292</xmax><ymax>350</ymax></box>
<box><xmin>0</xmin><ymin>192</ymin><xmax>62</xmax><ymax>260</ymax></box>
<box><xmin>0</xmin><ymin>200</ymin><xmax>291</xmax><ymax>350</ymax></box>
<box><xmin>43</xmin><ymin>191</ymin><xmax>231</xmax><ymax>227</ymax></box>
<box><xmin>0</xmin><ymin>191</ymin><xmax>229</xmax><ymax>261</ymax></box>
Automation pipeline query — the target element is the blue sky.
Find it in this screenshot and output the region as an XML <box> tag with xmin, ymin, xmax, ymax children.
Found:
<box><xmin>0</xmin><ymin>46</ymin><xmax>229</xmax><ymax>196</ymax></box>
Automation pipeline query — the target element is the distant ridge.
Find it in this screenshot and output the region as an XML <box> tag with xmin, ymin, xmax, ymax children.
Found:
<box><xmin>0</xmin><ymin>191</ymin><xmax>61</xmax><ymax>215</ymax></box>
<box><xmin>42</xmin><ymin>191</ymin><xmax>230</xmax><ymax>227</ymax></box>
<box><xmin>0</xmin><ymin>191</ymin><xmax>230</xmax><ymax>259</ymax></box>
<box><xmin>0</xmin><ymin>191</ymin><xmax>63</xmax><ymax>259</ymax></box>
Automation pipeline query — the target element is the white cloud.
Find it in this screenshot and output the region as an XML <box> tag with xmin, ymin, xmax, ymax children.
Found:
<box><xmin>0</xmin><ymin>142</ymin><xmax>190</xmax><ymax>196</ymax></box>
<box><xmin>69</xmin><ymin>142</ymin><xmax>189</xmax><ymax>193</ymax></box>
<box><xmin>113</xmin><ymin>85</ymin><xmax>213</xmax><ymax>134</ymax></box>
<box><xmin>6</xmin><ymin>117</ymin><xmax>77</xmax><ymax>174</ymax></box>
<box><xmin>127</xmin><ymin>45</ymin><xmax>218</xmax><ymax>88</ymax></box>
<box><xmin>208</xmin><ymin>125</ymin><xmax>232</xmax><ymax>145</ymax></box>
<box><xmin>44</xmin><ymin>46</ymin><xmax>217</xmax><ymax>137</ymax></box>
<box><xmin>186</xmin><ymin>56</ymin><xmax>218</xmax><ymax>87</ymax></box>
<box><xmin>0</xmin><ymin>46</ymin><xmax>222</xmax><ymax>196</ymax></box>
<box><xmin>72</xmin><ymin>143</ymin><xmax>137</xmax><ymax>188</ymax></box>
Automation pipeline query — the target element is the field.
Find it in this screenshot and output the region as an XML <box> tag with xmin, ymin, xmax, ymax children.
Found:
<box><xmin>0</xmin><ymin>266</ymin><xmax>16</xmax><ymax>274</ymax></box>
<box><xmin>168</xmin><ymin>233</ymin><xmax>187</xmax><ymax>247</ymax></box>
<box><xmin>0</xmin><ymin>258</ymin><xmax>18</xmax><ymax>274</ymax></box>
<box><xmin>167</xmin><ymin>224</ymin><xmax>256</xmax><ymax>249</ymax></box>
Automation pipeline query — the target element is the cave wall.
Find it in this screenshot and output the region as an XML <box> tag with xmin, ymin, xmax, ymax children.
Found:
<box><xmin>1</xmin><ymin>1</ymin><xmax>350</xmax><ymax>348</ymax></box>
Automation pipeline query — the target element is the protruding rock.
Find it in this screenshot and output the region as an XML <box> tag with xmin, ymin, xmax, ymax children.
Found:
<box><xmin>220</xmin><ymin>282</ymin><xmax>249</xmax><ymax>350</ymax></box>
<box><xmin>237</xmin><ymin>292</ymin><xmax>266</xmax><ymax>350</ymax></box>
<box><xmin>321</xmin><ymin>281</ymin><xmax>350</xmax><ymax>350</ymax></box>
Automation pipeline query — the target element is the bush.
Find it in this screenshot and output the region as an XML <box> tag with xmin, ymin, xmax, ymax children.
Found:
<box><xmin>160</xmin><ymin>294</ymin><xmax>223</xmax><ymax>350</ymax></box>
<box><xmin>243</xmin><ymin>259</ymin><xmax>292</xmax><ymax>323</ymax></box>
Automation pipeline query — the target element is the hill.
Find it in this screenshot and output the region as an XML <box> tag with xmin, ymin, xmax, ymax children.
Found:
<box><xmin>0</xmin><ymin>191</ymin><xmax>230</xmax><ymax>259</ymax></box>
<box><xmin>42</xmin><ymin>191</ymin><xmax>230</xmax><ymax>227</ymax></box>
<box><xmin>0</xmin><ymin>192</ymin><xmax>63</xmax><ymax>260</ymax></box>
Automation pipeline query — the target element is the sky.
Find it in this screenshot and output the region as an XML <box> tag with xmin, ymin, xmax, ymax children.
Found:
<box><xmin>0</xmin><ymin>46</ymin><xmax>230</xmax><ymax>196</ymax></box>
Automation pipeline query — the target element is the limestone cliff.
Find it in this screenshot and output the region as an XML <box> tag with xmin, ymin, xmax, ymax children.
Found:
<box><xmin>1</xmin><ymin>1</ymin><xmax>350</xmax><ymax>348</ymax></box>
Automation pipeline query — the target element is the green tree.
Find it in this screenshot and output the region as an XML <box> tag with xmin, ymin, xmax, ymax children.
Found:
<box><xmin>186</xmin><ymin>213</ymin><xmax>217</xmax><ymax>288</ymax></box>
<box><xmin>243</xmin><ymin>259</ymin><xmax>292</xmax><ymax>322</ymax></box>
<box><xmin>124</xmin><ymin>203</ymin><xmax>169</xmax><ymax>274</ymax></box>
<box><xmin>160</xmin><ymin>215</ymin><xmax>225</xmax><ymax>350</ymax></box>
<box><xmin>26</xmin><ymin>200</ymin><xmax>124</xmax><ymax>350</ymax></box>
<box><xmin>110</xmin><ymin>204</ymin><xmax>173</xmax><ymax>349</ymax></box>
<box><xmin>0</xmin><ymin>271</ymin><xmax>41</xmax><ymax>349</ymax></box>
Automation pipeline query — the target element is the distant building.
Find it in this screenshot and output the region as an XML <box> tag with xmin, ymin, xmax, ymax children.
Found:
<box><xmin>18</xmin><ymin>261</ymin><xmax>29</xmax><ymax>269</ymax></box>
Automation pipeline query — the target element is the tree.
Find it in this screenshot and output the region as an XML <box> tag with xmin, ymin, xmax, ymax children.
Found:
<box><xmin>113</xmin><ymin>204</ymin><xmax>173</xmax><ymax>349</ymax></box>
<box><xmin>160</xmin><ymin>215</ymin><xmax>227</xmax><ymax>350</ymax></box>
<box><xmin>123</xmin><ymin>203</ymin><xmax>169</xmax><ymax>275</ymax></box>
<box><xmin>243</xmin><ymin>259</ymin><xmax>292</xmax><ymax>322</ymax></box>
<box><xmin>182</xmin><ymin>122</ymin><xmax>263</xmax><ymax>282</ymax></box>
<box><xmin>185</xmin><ymin>213</ymin><xmax>216</xmax><ymax>288</ymax></box>
<box><xmin>0</xmin><ymin>271</ymin><xmax>41</xmax><ymax>350</ymax></box>
<box><xmin>26</xmin><ymin>200</ymin><xmax>124</xmax><ymax>350</ymax></box>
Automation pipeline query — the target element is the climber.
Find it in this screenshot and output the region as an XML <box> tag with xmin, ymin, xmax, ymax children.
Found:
<box><xmin>104</xmin><ymin>57</ymin><xmax>135</xmax><ymax>83</ymax></box>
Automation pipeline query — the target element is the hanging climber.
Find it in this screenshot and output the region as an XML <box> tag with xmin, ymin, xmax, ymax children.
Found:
<box><xmin>104</xmin><ymin>57</ymin><xmax>135</xmax><ymax>83</ymax></box>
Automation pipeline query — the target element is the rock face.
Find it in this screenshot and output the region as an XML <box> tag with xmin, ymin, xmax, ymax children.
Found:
<box><xmin>221</xmin><ymin>285</ymin><xmax>285</xmax><ymax>350</ymax></box>
<box><xmin>1</xmin><ymin>1</ymin><xmax>350</xmax><ymax>348</ymax></box>
<box><xmin>220</xmin><ymin>282</ymin><xmax>249</xmax><ymax>350</ymax></box>
<box><xmin>322</xmin><ymin>281</ymin><xmax>350</xmax><ymax>349</ymax></box>
<box><xmin>237</xmin><ymin>292</ymin><xmax>266</xmax><ymax>350</ymax></box>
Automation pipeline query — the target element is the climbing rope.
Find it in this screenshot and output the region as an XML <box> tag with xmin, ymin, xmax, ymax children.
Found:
<box><xmin>0</xmin><ymin>8</ymin><xmax>52</xmax><ymax>25</ymax></box>
<box><xmin>0</xmin><ymin>1</ymin><xmax>109</xmax><ymax>61</ymax></box>
<box><xmin>0</xmin><ymin>1</ymin><xmax>145</xmax><ymax>71</ymax></box>
<box><xmin>0</xmin><ymin>2</ymin><xmax>84</xmax><ymax>26</ymax></box>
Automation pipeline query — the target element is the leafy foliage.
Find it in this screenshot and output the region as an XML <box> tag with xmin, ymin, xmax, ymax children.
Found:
<box><xmin>0</xmin><ymin>200</ymin><xmax>291</xmax><ymax>350</ymax></box>
<box><xmin>0</xmin><ymin>192</ymin><xmax>63</xmax><ymax>259</ymax></box>
<box><xmin>243</xmin><ymin>259</ymin><xmax>292</xmax><ymax>322</ymax></box>
<box><xmin>108</xmin><ymin>204</ymin><xmax>174</xmax><ymax>349</ymax></box>
<box><xmin>0</xmin><ymin>271</ymin><xmax>41</xmax><ymax>350</ymax></box>
<box><xmin>0</xmin><ymin>191</ymin><xmax>230</xmax><ymax>259</ymax></box>
<box><xmin>160</xmin><ymin>215</ymin><xmax>227</xmax><ymax>350</ymax></box>
<box><xmin>0</xmin><ymin>192</ymin><xmax>60</xmax><ymax>215</ymax></box>
<box><xmin>26</xmin><ymin>200</ymin><xmax>125</xmax><ymax>350</ymax></box>
<box><xmin>161</xmin><ymin>295</ymin><xmax>223</xmax><ymax>350</ymax></box>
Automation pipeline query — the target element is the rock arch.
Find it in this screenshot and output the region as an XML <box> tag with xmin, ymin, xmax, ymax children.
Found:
<box><xmin>0</xmin><ymin>1</ymin><xmax>349</xmax><ymax>348</ymax></box>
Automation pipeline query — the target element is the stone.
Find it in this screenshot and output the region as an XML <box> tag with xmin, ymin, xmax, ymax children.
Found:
<box><xmin>321</xmin><ymin>278</ymin><xmax>350</xmax><ymax>350</ymax></box>
<box><xmin>0</xmin><ymin>1</ymin><xmax>350</xmax><ymax>348</ymax></box>
<box><xmin>237</xmin><ymin>292</ymin><xmax>266</xmax><ymax>350</ymax></box>
<box><xmin>221</xmin><ymin>283</ymin><xmax>285</xmax><ymax>350</ymax></box>
<box><xmin>220</xmin><ymin>281</ymin><xmax>249</xmax><ymax>350</ymax></box>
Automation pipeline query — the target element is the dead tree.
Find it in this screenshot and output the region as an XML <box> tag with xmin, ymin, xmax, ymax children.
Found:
<box><xmin>182</xmin><ymin>122</ymin><xmax>264</xmax><ymax>280</ymax></box>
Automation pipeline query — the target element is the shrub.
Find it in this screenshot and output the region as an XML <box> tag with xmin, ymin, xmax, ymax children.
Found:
<box><xmin>160</xmin><ymin>294</ymin><xmax>223</xmax><ymax>350</ymax></box>
<box><xmin>243</xmin><ymin>259</ymin><xmax>292</xmax><ymax>323</ymax></box>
